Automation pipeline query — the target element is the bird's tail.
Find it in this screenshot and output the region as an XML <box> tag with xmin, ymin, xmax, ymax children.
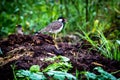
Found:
<box><xmin>35</xmin><ymin>28</ymin><xmax>46</xmax><ymax>35</ymax></box>
<box><xmin>39</xmin><ymin>28</ymin><xmax>46</xmax><ymax>33</ymax></box>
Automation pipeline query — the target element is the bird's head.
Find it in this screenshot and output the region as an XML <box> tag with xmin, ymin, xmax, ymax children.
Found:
<box><xmin>16</xmin><ymin>24</ymin><xmax>22</xmax><ymax>29</ymax></box>
<box><xmin>57</xmin><ymin>17</ymin><xmax>67</xmax><ymax>23</ymax></box>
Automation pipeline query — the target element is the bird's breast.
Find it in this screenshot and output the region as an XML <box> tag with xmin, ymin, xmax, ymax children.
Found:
<box><xmin>49</xmin><ymin>23</ymin><xmax>63</xmax><ymax>33</ymax></box>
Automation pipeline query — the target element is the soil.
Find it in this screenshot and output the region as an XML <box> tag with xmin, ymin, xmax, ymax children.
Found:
<box><xmin>0</xmin><ymin>33</ymin><xmax>120</xmax><ymax>80</ymax></box>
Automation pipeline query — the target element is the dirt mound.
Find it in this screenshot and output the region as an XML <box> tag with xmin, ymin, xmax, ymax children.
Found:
<box><xmin>0</xmin><ymin>33</ymin><xmax>120</xmax><ymax>80</ymax></box>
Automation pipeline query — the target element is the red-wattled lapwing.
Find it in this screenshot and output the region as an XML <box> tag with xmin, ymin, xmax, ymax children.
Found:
<box><xmin>38</xmin><ymin>17</ymin><xmax>66</xmax><ymax>49</ymax></box>
<box><xmin>38</xmin><ymin>17</ymin><xmax>66</xmax><ymax>39</ymax></box>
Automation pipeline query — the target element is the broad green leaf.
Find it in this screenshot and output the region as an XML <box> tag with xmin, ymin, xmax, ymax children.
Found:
<box><xmin>45</xmin><ymin>56</ymin><xmax>57</xmax><ymax>61</ymax></box>
<box><xmin>47</xmin><ymin>71</ymin><xmax>77</xmax><ymax>80</ymax></box>
<box><xmin>16</xmin><ymin>70</ymin><xmax>46</xmax><ymax>80</ymax></box>
<box><xmin>43</xmin><ymin>63</ymin><xmax>59</xmax><ymax>72</ymax></box>
<box><xmin>45</xmin><ymin>56</ymin><xmax>70</xmax><ymax>62</ymax></box>
<box><xmin>29</xmin><ymin>72</ymin><xmax>46</xmax><ymax>80</ymax></box>
<box><xmin>53</xmin><ymin>74</ymin><xmax>65</xmax><ymax>80</ymax></box>
<box><xmin>94</xmin><ymin>67</ymin><xmax>117</xmax><ymax>80</ymax></box>
<box><xmin>30</xmin><ymin>65</ymin><xmax>40</xmax><ymax>73</ymax></box>
<box><xmin>43</xmin><ymin>62</ymin><xmax>72</xmax><ymax>72</ymax></box>
<box><xmin>16</xmin><ymin>70</ymin><xmax>31</xmax><ymax>77</ymax></box>
<box><xmin>85</xmin><ymin>72</ymin><xmax>97</xmax><ymax>79</ymax></box>
<box><xmin>116</xmin><ymin>40</ymin><xmax>120</xmax><ymax>45</ymax></box>
<box><xmin>59</xmin><ymin>56</ymin><xmax>70</xmax><ymax>62</ymax></box>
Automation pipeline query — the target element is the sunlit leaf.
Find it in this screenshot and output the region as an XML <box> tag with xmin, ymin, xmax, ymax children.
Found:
<box><xmin>116</xmin><ymin>40</ymin><xmax>120</xmax><ymax>45</ymax></box>
<box><xmin>59</xmin><ymin>56</ymin><xmax>70</xmax><ymax>62</ymax></box>
<box><xmin>16</xmin><ymin>70</ymin><xmax>31</xmax><ymax>77</ymax></box>
<box><xmin>30</xmin><ymin>65</ymin><xmax>40</xmax><ymax>73</ymax></box>
<box><xmin>94</xmin><ymin>67</ymin><xmax>117</xmax><ymax>80</ymax></box>
<box><xmin>85</xmin><ymin>72</ymin><xmax>97</xmax><ymax>79</ymax></box>
<box><xmin>16</xmin><ymin>70</ymin><xmax>46</xmax><ymax>80</ymax></box>
<box><xmin>47</xmin><ymin>71</ymin><xmax>77</xmax><ymax>80</ymax></box>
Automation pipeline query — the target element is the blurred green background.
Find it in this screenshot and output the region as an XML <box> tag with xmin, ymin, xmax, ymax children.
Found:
<box><xmin>0</xmin><ymin>0</ymin><xmax>119</xmax><ymax>38</ymax></box>
<box><xmin>0</xmin><ymin>0</ymin><xmax>120</xmax><ymax>61</ymax></box>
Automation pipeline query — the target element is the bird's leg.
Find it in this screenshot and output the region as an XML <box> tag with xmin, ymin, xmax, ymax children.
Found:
<box><xmin>53</xmin><ymin>40</ymin><xmax>59</xmax><ymax>49</ymax></box>
<box><xmin>53</xmin><ymin>33</ymin><xmax>59</xmax><ymax>49</ymax></box>
<box><xmin>52</xmin><ymin>34</ymin><xmax>55</xmax><ymax>39</ymax></box>
<box><xmin>54</xmin><ymin>33</ymin><xmax>57</xmax><ymax>40</ymax></box>
<box><xmin>51</xmin><ymin>33</ymin><xmax>59</xmax><ymax>49</ymax></box>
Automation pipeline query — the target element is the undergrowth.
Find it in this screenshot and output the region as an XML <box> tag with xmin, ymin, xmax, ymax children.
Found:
<box><xmin>75</xmin><ymin>20</ymin><xmax>120</xmax><ymax>61</ymax></box>
<box><xmin>11</xmin><ymin>56</ymin><xmax>120</xmax><ymax>80</ymax></box>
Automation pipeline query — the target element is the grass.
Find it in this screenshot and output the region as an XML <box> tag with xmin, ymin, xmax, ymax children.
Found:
<box><xmin>76</xmin><ymin>20</ymin><xmax>120</xmax><ymax>61</ymax></box>
<box><xmin>98</xmin><ymin>32</ymin><xmax>120</xmax><ymax>61</ymax></box>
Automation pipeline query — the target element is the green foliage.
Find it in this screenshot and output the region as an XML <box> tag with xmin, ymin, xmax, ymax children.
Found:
<box><xmin>15</xmin><ymin>64</ymin><xmax>76</xmax><ymax>80</ymax></box>
<box><xmin>46</xmin><ymin>71</ymin><xmax>77</xmax><ymax>80</ymax></box>
<box><xmin>82</xmin><ymin>67</ymin><xmax>119</xmax><ymax>80</ymax></box>
<box><xmin>44</xmin><ymin>56</ymin><xmax>72</xmax><ymax>72</ymax></box>
<box><xmin>29</xmin><ymin>65</ymin><xmax>40</xmax><ymax>73</ymax></box>
<box><xmin>45</xmin><ymin>55</ymin><xmax>70</xmax><ymax>62</ymax></box>
<box><xmin>1</xmin><ymin>0</ymin><xmax>119</xmax><ymax>37</ymax></box>
<box><xmin>16</xmin><ymin>70</ymin><xmax>46</xmax><ymax>80</ymax></box>
<box><xmin>12</xmin><ymin>63</ymin><xmax>120</xmax><ymax>80</ymax></box>
<box><xmin>75</xmin><ymin>69</ymin><xmax>80</xmax><ymax>80</ymax></box>
<box><xmin>84</xmin><ymin>72</ymin><xmax>97</xmax><ymax>80</ymax></box>
<box><xmin>13</xmin><ymin>56</ymin><xmax>75</xmax><ymax>80</ymax></box>
<box><xmin>116</xmin><ymin>40</ymin><xmax>120</xmax><ymax>45</ymax></box>
<box><xmin>16</xmin><ymin>70</ymin><xmax>77</xmax><ymax>80</ymax></box>
<box><xmin>98</xmin><ymin>31</ymin><xmax>120</xmax><ymax>61</ymax></box>
<box><xmin>94</xmin><ymin>67</ymin><xmax>117</xmax><ymax>80</ymax></box>
<box><xmin>0</xmin><ymin>0</ymin><xmax>85</xmax><ymax>37</ymax></box>
<box><xmin>43</xmin><ymin>62</ymin><xmax>72</xmax><ymax>72</ymax></box>
<box><xmin>11</xmin><ymin>65</ymin><xmax>17</xmax><ymax>80</ymax></box>
<box><xmin>76</xmin><ymin>20</ymin><xmax>120</xmax><ymax>61</ymax></box>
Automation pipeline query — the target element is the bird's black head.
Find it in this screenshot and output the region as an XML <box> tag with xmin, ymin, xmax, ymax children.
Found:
<box><xmin>16</xmin><ymin>24</ymin><xmax>22</xmax><ymax>28</ymax></box>
<box><xmin>57</xmin><ymin>17</ymin><xmax>67</xmax><ymax>23</ymax></box>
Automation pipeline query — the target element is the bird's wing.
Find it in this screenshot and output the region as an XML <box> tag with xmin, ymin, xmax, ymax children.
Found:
<box><xmin>49</xmin><ymin>21</ymin><xmax>62</xmax><ymax>31</ymax></box>
<box><xmin>40</xmin><ymin>21</ymin><xmax>62</xmax><ymax>33</ymax></box>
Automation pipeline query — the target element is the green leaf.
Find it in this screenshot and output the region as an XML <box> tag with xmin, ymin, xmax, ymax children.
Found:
<box><xmin>45</xmin><ymin>56</ymin><xmax>56</xmax><ymax>61</ymax></box>
<box><xmin>59</xmin><ymin>56</ymin><xmax>70</xmax><ymax>62</ymax></box>
<box><xmin>45</xmin><ymin>56</ymin><xmax>70</xmax><ymax>62</ymax></box>
<box><xmin>30</xmin><ymin>65</ymin><xmax>40</xmax><ymax>73</ymax></box>
<box><xmin>85</xmin><ymin>72</ymin><xmax>97</xmax><ymax>79</ymax></box>
<box><xmin>43</xmin><ymin>62</ymin><xmax>72</xmax><ymax>72</ymax></box>
<box><xmin>44</xmin><ymin>56</ymin><xmax>71</xmax><ymax>72</ymax></box>
<box><xmin>16</xmin><ymin>70</ymin><xmax>31</xmax><ymax>77</ymax></box>
<box><xmin>47</xmin><ymin>71</ymin><xmax>77</xmax><ymax>80</ymax></box>
<box><xmin>116</xmin><ymin>40</ymin><xmax>120</xmax><ymax>45</ymax></box>
<box><xmin>94</xmin><ymin>67</ymin><xmax>117</xmax><ymax>80</ymax></box>
<box><xmin>29</xmin><ymin>72</ymin><xmax>46</xmax><ymax>80</ymax></box>
<box><xmin>16</xmin><ymin>70</ymin><xmax>46</xmax><ymax>80</ymax></box>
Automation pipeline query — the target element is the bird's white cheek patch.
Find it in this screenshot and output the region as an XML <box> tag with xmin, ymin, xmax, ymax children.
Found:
<box><xmin>58</xmin><ymin>19</ymin><xmax>63</xmax><ymax>22</ymax></box>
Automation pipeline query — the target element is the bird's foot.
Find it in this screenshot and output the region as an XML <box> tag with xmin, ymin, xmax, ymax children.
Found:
<box><xmin>54</xmin><ymin>44</ymin><xmax>59</xmax><ymax>50</ymax></box>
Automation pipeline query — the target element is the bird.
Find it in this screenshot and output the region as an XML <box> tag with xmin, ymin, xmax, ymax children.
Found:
<box><xmin>37</xmin><ymin>17</ymin><xmax>67</xmax><ymax>49</ymax></box>
<box><xmin>37</xmin><ymin>17</ymin><xmax>66</xmax><ymax>39</ymax></box>
<box><xmin>16</xmin><ymin>25</ymin><xmax>23</xmax><ymax>35</ymax></box>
